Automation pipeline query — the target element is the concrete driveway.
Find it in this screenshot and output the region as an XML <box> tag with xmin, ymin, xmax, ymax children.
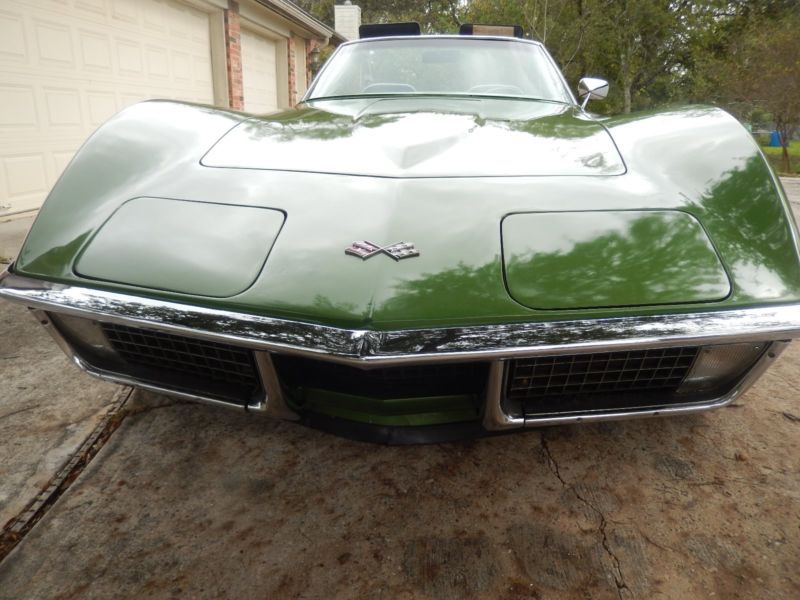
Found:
<box><xmin>0</xmin><ymin>181</ymin><xmax>799</xmax><ymax>599</ymax></box>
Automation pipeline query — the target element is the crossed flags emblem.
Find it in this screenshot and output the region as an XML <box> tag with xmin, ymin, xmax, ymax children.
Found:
<box><xmin>345</xmin><ymin>241</ymin><xmax>420</xmax><ymax>261</ymax></box>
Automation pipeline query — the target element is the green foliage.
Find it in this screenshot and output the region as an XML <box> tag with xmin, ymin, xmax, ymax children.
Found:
<box><xmin>762</xmin><ymin>141</ymin><xmax>800</xmax><ymax>157</ymax></box>
<box><xmin>697</xmin><ymin>8</ymin><xmax>800</xmax><ymax>172</ymax></box>
<box><xmin>762</xmin><ymin>142</ymin><xmax>800</xmax><ymax>175</ymax></box>
<box><xmin>296</xmin><ymin>0</ymin><xmax>800</xmax><ymax>125</ymax></box>
<box><xmin>294</xmin><ymin>0</ymin><xmax>465</xmax><ymax>33</ymax></box>
<box><xmin>467</xmin><ymin>1</ymin><xmax>583</xmax><ymax>84</ymax></box>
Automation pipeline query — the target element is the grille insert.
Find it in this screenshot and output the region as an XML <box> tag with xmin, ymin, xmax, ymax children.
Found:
<box><xmin>273</xmin><ymin>355</ymin><xmax>489</xmax><ymax>400</ymax></box>
<box><xmin>101</xmin><ymin>323</ymin><xmax>261</xmax><ymax>404</ymax></box>
<box><xmin>507</xmin><ymin>347</ymin><xmax>699</xmax><ymax>409</ymax></box>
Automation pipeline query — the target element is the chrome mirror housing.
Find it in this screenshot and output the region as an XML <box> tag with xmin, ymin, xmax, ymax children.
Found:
<box><xmin>578</xmin><ymin>77</ymin><xmax>609</xmax><ymax>110</ymax></box>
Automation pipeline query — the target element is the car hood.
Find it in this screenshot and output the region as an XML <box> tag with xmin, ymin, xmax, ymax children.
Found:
<box><xmin>201</xmin><ymin>98</ymin><xmax>625</xmax><ymax>178</ymax></box>
<box><xmin>16</xmin><ymin>100</ymin><xmax>800</xmax><ymax>330</ymax></box>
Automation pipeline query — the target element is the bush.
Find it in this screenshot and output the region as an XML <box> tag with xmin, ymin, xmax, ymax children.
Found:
<box><xmin>754</xmin><ymin>132</ymin><xmax>771</xmax><ymax>146</ymax></box>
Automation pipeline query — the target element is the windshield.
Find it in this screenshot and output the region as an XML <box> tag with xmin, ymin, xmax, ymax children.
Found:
<box><xmin>307</xmin><ymin>38</ymin><xmax>571</xmax><ymax>103</ymax></box>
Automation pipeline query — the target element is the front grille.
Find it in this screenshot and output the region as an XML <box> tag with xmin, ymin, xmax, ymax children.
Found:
<box><xmin>273</xmin><ymin>355</ymin><xmax>489</xmax><ymax>400</ymax></box>
<box><xmin>507</xmin><ymin>347</ymin><xmax>699</xmax><ymax>413</ymax></box>
<box><xmin>101</xmin><ymin>323</ymin><xmax>261</xmax><ymax>404</ymax></box>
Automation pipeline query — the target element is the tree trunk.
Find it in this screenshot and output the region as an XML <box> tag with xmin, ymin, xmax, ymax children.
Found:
<box><xmin>781</xmin><ymin>142</ymin><xmax>792</xmax><ymax>174</ymax></box>
<box><xmin>575</xmin><ymin>0</ymin><xmax>586</xmax><ymax>77</ymax></box>
<box><xmin>620</xmin><ymin>47</ymin><xmax>633</xmax><ymax>114</ymax></box>
<box><xmin>778</xmin><ymin>121</ymin><xmax>793</xmax><ymax>173</ymax></box>
<box><xmin>623</xmin><ymin>81</ymin><xmax>632</xmax><ymax>114</ymax></box>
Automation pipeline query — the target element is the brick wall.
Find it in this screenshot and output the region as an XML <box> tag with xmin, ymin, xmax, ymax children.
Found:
<box><xmin>223</xmin><ymin>1</ymin><xmax>244</xmax><ymax>110</ymax></box>
<box><xmin>287</xmin><ymin>35</ymin><xmax>296</xmax><ymax>107</ymax></box>
<box><xmin>307</xmin><ymin>38</ymin><xmax>323</xmax><ymax>90</ymax></box>
<box><xmin>223</xmin><ymin>2</ymin><xmax>325</xmax><ymax>110</ymax></box>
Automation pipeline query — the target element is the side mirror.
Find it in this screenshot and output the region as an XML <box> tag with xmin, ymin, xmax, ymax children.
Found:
<box><xmin>578</xmin><ymin>77</ymin><xmax>609</xmax><ymax>110</ymax></box>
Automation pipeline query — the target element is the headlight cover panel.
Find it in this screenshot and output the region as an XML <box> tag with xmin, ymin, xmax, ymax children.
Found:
<box><xmin>74</xmin><ymin>197</ymin><xmax>285</xmax><ymax>298</ymax></box>
<box><xmin>502</xmin><ymin>210</ymin><xmax>731</xmax><ymax>310</ymax></box>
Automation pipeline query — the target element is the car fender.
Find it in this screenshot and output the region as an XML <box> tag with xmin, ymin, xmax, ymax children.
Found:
<box><xmin>15</xmin><ymin>101</ymin><xmax>246</xmax><ymax>280</ymax></box>
<box><xmin>604</xmin><ymin>106</ymin><xmax>800</xmax><ymax>304</ymax></box>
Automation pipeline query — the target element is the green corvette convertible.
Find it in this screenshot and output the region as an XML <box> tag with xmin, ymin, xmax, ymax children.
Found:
<box><xmin>2</xmin><ymin>26</ymin><xmax>800</xmax><ymax>443</ymax></box>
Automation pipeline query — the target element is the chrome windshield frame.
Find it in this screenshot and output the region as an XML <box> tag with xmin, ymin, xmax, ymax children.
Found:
<box><xmin>303</xmin><ymin>35</ymin><xmax>578</xmax><ymax>106</ymax></box>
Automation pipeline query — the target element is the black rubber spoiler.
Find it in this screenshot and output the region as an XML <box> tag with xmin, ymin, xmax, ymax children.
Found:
<box><xmin>359</xmin><ymin>22</ymin><xmax>421</xmax><ymax>38</ymax></box>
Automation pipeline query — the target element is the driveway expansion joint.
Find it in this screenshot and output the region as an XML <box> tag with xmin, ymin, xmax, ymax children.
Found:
<box><xmin>0</xmin><ymin>404</ymin><xmax>40</xmax><ymax>420</ymax></box>
<box><xmin>126</xmin><ymin>398</ymin><xmax>188</xmax><ymax>417</ymax></box>
<box><xmin>0</xmin><ymin>386</ymin><xmax>133</xmax><ymax>563</ymax></box>
<box><xmin>540</xmin><ymin>433</ymin><xmax>631</xmax><ymax>599</ymax></box>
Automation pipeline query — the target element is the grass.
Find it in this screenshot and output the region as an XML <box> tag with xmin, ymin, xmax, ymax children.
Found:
<box><xmin>761</xmin><ymin>140</ymin><xmax>800</xmax><ymax>175</ymax></box>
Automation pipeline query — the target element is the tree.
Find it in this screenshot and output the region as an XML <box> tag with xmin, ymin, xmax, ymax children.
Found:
<box><xmin>294</xmin><ymin>0</ymin><xmax>800</xmax><ymax>127</ymax></box>
<box><xmin>293</xmin><ymin>0</ymin><xmax>466</xmax><ymax>34</ymax></box>
<box><xmin>585</xmin><ymin>1</ymin><xmax>700</xmax><ymax>114</ymax></box>
<box><xmin>696</xmin><ymin>6</ymin><xmax>800</xmax><ymax>172</ymax></box>
<box><xmin>466</xmin><ymin>0</ymin><xmax>585</xmax><ymax>82</ymax></box>
<box><xmin>468</xmin><ymin>0</ymin><xmax>695</xmax><ymax>114</ymax></box>
<box><xmin>733</xmin><ymin>15</ymin><xmax>800</xmax><ymax>172</ymax></box>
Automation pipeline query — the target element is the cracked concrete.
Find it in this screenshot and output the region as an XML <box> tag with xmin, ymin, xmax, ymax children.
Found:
<box><xmin>0</xmin><ymin>301</ymin><xmax>120</xmax><ymax>528</ymax></box>
<box><xmin>0</xmin><ymin>212</ymin><xmax>123</xmax><ymax>528</ymax></box>
<box><xmin>542</xmin><ymin>434</ymin><xmax>629</xmax><ymax>599</ymax></box>
<box><xmin>0</xmin><ymin>350</ymin><xmax>797</xmax><ymax>599</ymax></box>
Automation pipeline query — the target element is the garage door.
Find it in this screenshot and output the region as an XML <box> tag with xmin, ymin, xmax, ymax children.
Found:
<box><xmin>0</xmin><ymin>0</ymin><xmax>215</xmax><ymax>215</ymax></box>
<box><xmin>241</xmin><ymin>28</ymin><xmax>278</xmax><ymax>114</ymax></box>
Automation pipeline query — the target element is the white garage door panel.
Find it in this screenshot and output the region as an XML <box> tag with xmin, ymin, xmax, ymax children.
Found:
<box><xmin>241</xmin><ymin>28</ymin><xmax>278</xmax><ymax>115</ymax></box>
<box><xmin>0</xmin><ymin>0</ymin><xmax>216</xmax><ymax>215</ymax></box>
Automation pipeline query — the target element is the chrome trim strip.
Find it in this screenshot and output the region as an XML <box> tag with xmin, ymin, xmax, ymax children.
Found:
<box><xmin>482</xmin><ymin>362</ymin><xmax>517</xmax><ymax>430</ymax></box>
<box><xmin>5</xmin><ymin>270</ymin><xmax>800</xmax><ymax>367</ymax></box>
<box><xmin>31</xmin><ymin>308</ymin><xmax>269</xmax><ymax>415</ymax></box>
<box><xmin>75</xmin><ymin>354</ymin><xmax>263</xmax><ymax>413</ymax></box>
<box><xmin>27</xmin><ymin>298</ymin><xmax>792</xmax><ymax>429</ymax></box>
<box><xmin>253</xmin><ymin>351</ymin><xmax>299</xmax><ymax>420</ymax></box>
<box><xmin>302</xmin><ymin>35</ymin><xmax>553</xmax><ymax>104</ymax></box>
<box><xmin>482</xmin><ymin>342</ymin><xmax>789</xmax><ymax>430</ymax></box>
<box><xmin>30</xmin><ymin>309</ymin><xmax>80</xmax><ymax>366</ymax></box>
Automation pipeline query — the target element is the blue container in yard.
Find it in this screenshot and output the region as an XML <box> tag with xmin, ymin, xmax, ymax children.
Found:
<box><xmin>770</xmin><ymin>130</ymin><xmax>782</xmax><ymax>147</ymax></box>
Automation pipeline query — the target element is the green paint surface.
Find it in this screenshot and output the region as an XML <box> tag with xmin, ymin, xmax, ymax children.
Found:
<box><xmin>502</xmin><ymin>211</ymin><xmax>731</xmax><ymax>309</ymax></box>
<box><xmin>75</xmin><ymin>197</ymin><xmax>285</xmax><ymax>297</ymax></box>
<box><xmin>13</xmin><ymin>100</ymin><xmax>800</xmax><ymax>331</ymax></box>
<box><xmin>286</xmin><ymin>387</ymin><xmax>481</xmax><ymax>426</ymax></box>
<box><xmin>10</xmin><ymin>98</ymin><xmax>800</xmax><ymax>428</ymax></box>
<box><xmin>202</xmin><ymin>98</ymin><xmax>625</xmax><ymax>177</ymax></box>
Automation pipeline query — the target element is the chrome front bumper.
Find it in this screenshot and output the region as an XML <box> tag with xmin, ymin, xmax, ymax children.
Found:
<box><xmin>2</xmin><ymin>267</ymin><xmax>798</xmax><ymax>433</ymax></box>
